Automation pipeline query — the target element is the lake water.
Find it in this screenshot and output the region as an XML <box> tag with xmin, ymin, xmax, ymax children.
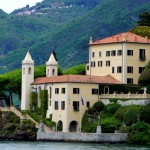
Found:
<box><xmin>0</xmin><ymin>141</ymin><xmax>150</xmax><ymax>150</ymax></box>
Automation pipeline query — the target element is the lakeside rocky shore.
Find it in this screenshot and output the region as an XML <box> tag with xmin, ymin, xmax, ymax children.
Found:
<box><xmin>0</xmin><ymin>111</ymin><xmax>37</xmax><ymax>141</ymax></box>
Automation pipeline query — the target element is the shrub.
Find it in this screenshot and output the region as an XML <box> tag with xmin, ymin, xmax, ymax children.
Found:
<box><xmin>100</xmin><ymin>117</ymin><xmax>121</xmax><ymax>133</ymax></box>
<box><xmin>104</xmin><ymin>103</ymin><xmax>121</xmax><ymax>114</ymax></box>
<box><xmin>128</xmin><ymin>122</ymin><xmax>150</xmax><ymax>144</ymax></box>
<box><xmin>114</xmin><ymin>105</ymin><xmax>142</xmax><ymax>126</ymax></box>
<box><xmin>93</xmin><ymin>101</ymin><xmax>104</xmax><ymax>112</ymax></box>
<box><xmin>140</xmin><ymin>104</ymin><xmax>150</xmax><ymax>124</ymax></box>
<box><xmin>87</xmin><ymin>107</ymin><xmax>97</xmax><ymax>115</ymax></box>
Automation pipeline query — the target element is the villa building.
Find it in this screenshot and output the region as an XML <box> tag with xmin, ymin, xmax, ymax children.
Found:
<box><xmin>21</xmin><ymin>32</ymin><xmax>150</xmax><ymax>132</ymax></box>
<box><xmin>21</xmin><ymin>51</ymin><xmax>120</xmax><ymax>132</ymax></box>
<box><xmin>86</xmin><ymin>32</ymin><xmax>150</xmax><ymax>84</ymax></box>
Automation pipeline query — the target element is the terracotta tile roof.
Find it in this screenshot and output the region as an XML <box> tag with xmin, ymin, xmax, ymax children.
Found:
<box><xmin>32</xmin><ymin>74</ymin><xmax>121</xmax><ymax>85</ymax></box>
<box><xmin>91</xmin><ymin>32</ymin><xmax>150</xmax><ymax>45</ymax></box>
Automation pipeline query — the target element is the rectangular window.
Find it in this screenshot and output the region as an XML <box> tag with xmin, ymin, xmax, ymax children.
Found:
<box><xmin>139</xmin><ymin>49</ymin><xmax>145</xmax><ymax>60</ymax></box>
<box><xmin>61</xmin><ymin>88</ymin><xmax>65</xmax><ymax>94</ymax></box>
<box><xmin>87</xmin><ymin>65</ymin><xmax>89</xmax><ymax>70</ymax></box>
<box><xmin>106</xmin><ymin>61</ymin><xmax>110</xmax><ymax>66</ymax></box>
<box><xmin>61</xmin><ymin>101</ymin><xmax>65</xmax><ymax>110</ymax></box>
<box><xmin>127</xmin><ymin>50</ymin><xmax>133</xmax><ymax>56</ymax></box>
<box><xmin>127</xmin><ymin>78</ymin><xmax>133</xmax><ymax>84</ymax></box>
<box><xmin>127</xmin><ymin>66</ymin><xmax>133</xmax><ymax>73</ymax></box>
<box><xmin>73</xmin><ymin>101</ymin><xmax>79</xmax><ymax>111</ymax></box>
<box><xmin>73</xmin><ymin>88</ymin><xmax>80</xmax><ymax>94</ymax></box>
<box><xmin>91</xmin><ymin>61</ymin><xmax>95</xmax><ymax>67</ymax></box>
<box><xmin>55</xmin><ymin>101</ymin><xmax>58</xmax><ymax>110</ymax></box>
<box><xmin>112</xmin><ymin>67</ymin><xmax>115</xmax><ymax>73</ymax></box>
<box><xmin>99</xmin><ymin>51</ymin><xmax>102</xmax><ymax>57</ymax></box>
<box><xmin>55</xmin><ymin>88</ymin><xmax>59</xmax><ymax>94</ymax></box>
<box><xmin>117</xmin><ymin>50</ymin><xmax>122</xmax><ymax>56</ymax></box>
<box><xmin>139</xmin><ymin>67</ymin><xmax>145</xmax><ymax>74</ymax></box>
<box><xmin>98</xmin><ymin>61</ymin><xmax>102</xmax><ymax>67</ymax></box>
<box><xmin>117</xmin><ymin>66</ymin><xmax>122</xmax><ymax>73</ymax></box>
<box><xmin>49</xmin><ymin>100</ymin><xmax>51</xmax><ymax>106</ymax></box>
<box><xmin>92</xmin><ymin>52</ymin><xmax>95</xmax><ymax>58</ymax></box>
<box><xmin>86</xmin><ymin>102</ymin><xmax>90</xmax><ymax>108</ymax></box>
<box><xmin>106</xmin><ymin>51</ymin><xmax>110</xmax><ymax>57</ymax></box>
<box><xmin>111</xmin><ymin>50</ymin><xmax>116</xmax><ymax>56</ymax></box>
<box><xmin>92</xmin><ymin>89</ymin><xmax>98</xmax><ymax>95</ymax></box>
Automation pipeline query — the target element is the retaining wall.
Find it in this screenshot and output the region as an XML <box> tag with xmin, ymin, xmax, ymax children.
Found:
<box><xmin>101</xmin><ymin>99</ymin><xmax>150</xmax><ymax>106</ymax></box>
<box><xmin>37</xmin><ymin>132</ymin><xmax>128</xmax><ymax>143</ymax></box>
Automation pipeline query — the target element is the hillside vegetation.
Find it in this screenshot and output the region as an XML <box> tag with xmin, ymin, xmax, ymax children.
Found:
<box><xmin>0</xmin><ymin>0</ymin><xmax>150</xmax><ymax>73</ymax></box>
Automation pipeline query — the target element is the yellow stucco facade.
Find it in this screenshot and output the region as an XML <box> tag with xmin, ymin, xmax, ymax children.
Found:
<box><xmin>32</xmin><ymin>82</ymin><xmax>99</xmax><ymax>132</ymax></box>
<box><xmin>86</xmin><ymin>33</ymin><xmax>150</xmax><ymax>84</ymax></box>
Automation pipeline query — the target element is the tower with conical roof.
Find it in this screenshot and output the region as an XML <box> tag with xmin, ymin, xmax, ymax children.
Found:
<box><xmin>46</xmin><ymin>52</ymin><xmax>58</xmax><ymax>77</ymax></box>
<box><xmin>21</xmin><ymin>51</ymin><xmax>34</xmax><ymax>110</ymax></box>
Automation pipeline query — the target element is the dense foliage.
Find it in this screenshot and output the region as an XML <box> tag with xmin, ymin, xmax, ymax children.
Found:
<box><xmin>138</xmin><ymin>61</ymin><xmax>150</xmax><ymax>85</ymax></box>
<box><xmin>130</xmin><ymin>26</ymin><xmax>150</xmax><ymax>38</ymax></box>
<box><xmin>82</xmin><ymin>101</ymin><xmax>150</xmax><ymax>145</ymax></box>
<box><xmin>138</xmin><ymin>12</ymin><xmax>150</xmax><ymax>26</ymax></box>
<box><xmin>0</xmin><ymin>111</ymin><xmax>37</xmax><ymax>140</ymax></box>
<box><xmin>0</xmin><ymin>0</ymin><xmax>150</xmax><ymax>73</ymax></box>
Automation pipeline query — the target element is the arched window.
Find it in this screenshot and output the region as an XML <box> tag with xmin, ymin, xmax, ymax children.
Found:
<box><xmin>47</xmin><ymin>69</ymin><xmax>49</xmax><ymax>76</ymax></box>
<box><xmin>104</xmin><ymin>86</ymin><xmax>109</xmax><ymax>94</ymax></box>
<box><xmin>52</xmin><ymin>69</ymin><xmax>55</xmax><ymax>76</ymax></box>
<box><xmin>28</xmin><ymin>67</ymin><xmax>31</xmax><ymax>74</ymax></box>
<box><xmin>50</xmin><ymin>87</ymin><xmax>52</xmax><ymax>99</ymax></box>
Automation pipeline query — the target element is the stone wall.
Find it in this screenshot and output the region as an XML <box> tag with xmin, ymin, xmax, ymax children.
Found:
<box><xmin>101</xmin><ymin>99</ymin><xmax>150</xmax><ymax>106</ymax></box>
<box><xmin>37</xmin><ymin>132</ymin><xmax>128</xmax><ymax>143</ymax></box>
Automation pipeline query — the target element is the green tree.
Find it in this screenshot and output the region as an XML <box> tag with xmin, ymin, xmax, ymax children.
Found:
<box><xmin>138</xmin><ymin>61</ymin><xmax>150</xmax><ymax>84</ymax></box>
<box><xmin>138</xmin><ymin>12</ymin><xmax>150</xmax><ymax>26</ymax></box>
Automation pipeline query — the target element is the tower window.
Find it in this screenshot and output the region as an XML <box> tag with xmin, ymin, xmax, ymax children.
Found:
<box><xmin>28</xmin><ymin>67</ymin><xmax>31</xmax><ymax>74</ymax></box>
<box><xmin>47</xmin><ymin>69</ymin><xmax>49</xmax><ymax>76</ymax></box>
<box><xmin>23</xmin><ymin>68</ymin><xmax>25</xmax><ymax>74</ymax></box>
<box><xmin>99</xmin><ymin>51</ymin><xmax>102</xmax><ymax>57</ymax></box>
<box><xmin>52</xmin><ymin>69</ymin><xmax>55</xmax><ymax>75</ymax></box>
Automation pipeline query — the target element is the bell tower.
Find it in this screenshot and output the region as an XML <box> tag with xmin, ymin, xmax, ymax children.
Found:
<box><xmin>46</xmin><ymin>52</ymin><xmax>58</xmax><ymax>77</ymax></box>
<box><xmin>21</xmin><ymin>51</ymin><xmax>34</xmax><ymax>110</ymax></box>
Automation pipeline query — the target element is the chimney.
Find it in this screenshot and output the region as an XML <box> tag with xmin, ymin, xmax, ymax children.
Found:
<box><xmin>89</xmin><ymin>36</ymin><xmax>93</xmax><ymax>44</ymax></box>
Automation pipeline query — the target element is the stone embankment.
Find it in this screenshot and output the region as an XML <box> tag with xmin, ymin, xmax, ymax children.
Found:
<box><xmin>37</xmin><ymin>132</ymin><xmax>128</xmax><ymax>143</ymax></box>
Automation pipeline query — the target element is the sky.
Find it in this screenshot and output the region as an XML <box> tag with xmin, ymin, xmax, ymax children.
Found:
<box><xmin>0</xmin><ymin>0</ymin><xmax>43</xmax><ymax>14</ymax></box>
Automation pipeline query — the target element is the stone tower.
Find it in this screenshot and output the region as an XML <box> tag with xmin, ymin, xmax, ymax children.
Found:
<box><xmin>46</xmin><ymin>53</ymin><xmax>58</xmax><ymax>77</ymax></box>
<box><xmin>21</xmin><ymin>51</ymin><xmax>34</xmax><ymax>110</ymax></box>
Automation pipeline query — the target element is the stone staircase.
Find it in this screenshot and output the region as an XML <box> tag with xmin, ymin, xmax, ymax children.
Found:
<box><xmin>0</xmin><ymin>106</ymin><xmax>52</xmax><ymax>132</ymax></box>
